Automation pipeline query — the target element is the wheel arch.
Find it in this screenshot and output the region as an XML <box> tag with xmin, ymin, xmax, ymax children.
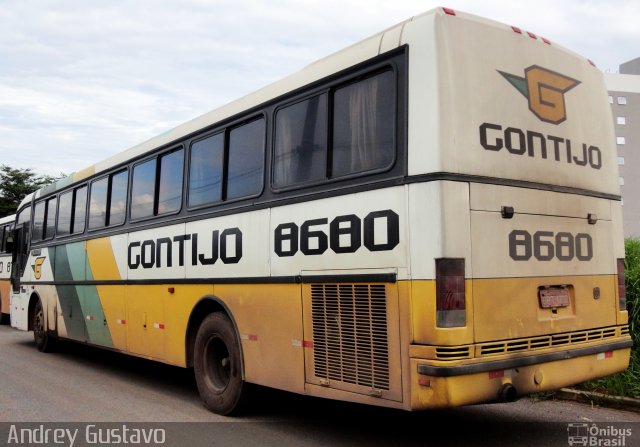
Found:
<box><xmin>185</xmin><ymin>296</ymin><xmax>245</xmax><ymax>376</ymax></box>
<box><xmin>27</xmin><ymin>292</ymin><xmax>41</xmax><ymax>332</ymax></box>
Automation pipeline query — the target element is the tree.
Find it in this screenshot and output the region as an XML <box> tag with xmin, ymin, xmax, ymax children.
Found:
<box><xmin>0</xmin><ymin>165</ymin><xmax>62</xmax><ymax>217</ymax></box>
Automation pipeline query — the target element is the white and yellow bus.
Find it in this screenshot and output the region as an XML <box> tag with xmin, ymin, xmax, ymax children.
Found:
<box><xmin>10</xmin><ymin>8</ymin><xmax>631</xmax><ymax>414</ymax></box>
<box><xmin>0</xmin><ymin>214</ymin><xmax>14</xmax><ymax>324</ymax></box>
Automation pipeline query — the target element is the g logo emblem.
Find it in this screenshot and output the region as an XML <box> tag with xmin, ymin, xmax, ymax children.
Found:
<box><xmin>32</xmin><ymin>256</ymin><xmax>46</xmax><ymax>280</ymax></box>
<box><xmin>499</xmin><ymin>65</ymin><xmax>580</xmax><ymax>124</ymax></box>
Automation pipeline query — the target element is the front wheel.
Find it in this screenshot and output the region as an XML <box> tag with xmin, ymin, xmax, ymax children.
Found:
<box><xmin>32</xmin><ymin>299</ymin><xmax>55</xmax><ymax>352</ymax></box>
<box><xmin>194</xmin><ymin>312</ymin><xmax>246</xmax><ymax>415</ymax></box>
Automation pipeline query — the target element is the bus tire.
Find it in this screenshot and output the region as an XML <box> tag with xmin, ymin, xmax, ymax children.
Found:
<box><xmin>32</xmin><ymin>299</ymin><xmax>55</xmax><ymax>352</ymax></box>
<box><xmin>194</xmin><ymin>312</ymin><xmax>246</xmax><ymax>415</ymax></box>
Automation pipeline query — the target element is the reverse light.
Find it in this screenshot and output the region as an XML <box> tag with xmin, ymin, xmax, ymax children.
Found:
<box><xmin>436</xmin><ymin>258</ymin><xmax>466</xmax><ymax>327</ymax></box>
<box><xmin>617</xmin><ymin>258</ymin><xmax>626</xmax><ymax>311</ymax></box>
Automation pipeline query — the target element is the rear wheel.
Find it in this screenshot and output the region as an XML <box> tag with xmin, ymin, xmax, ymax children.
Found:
<box><xmin>194</xmin><ymin>312</ymin><xmax>246</xmax><ymax>415</ymax></box>
<box><xmin>32</xmin><ymin>299</ymin><xmax>55</xmax><ymax>352</ymax></box>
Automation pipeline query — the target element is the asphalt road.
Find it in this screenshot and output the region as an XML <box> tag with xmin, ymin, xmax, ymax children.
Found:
<box><xmin>1</xmin><ymin>324</ymin><xmax>639</xmax><ymax>447</ymax></box>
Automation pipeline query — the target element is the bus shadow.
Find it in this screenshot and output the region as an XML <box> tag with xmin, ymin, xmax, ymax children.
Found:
<box><xmin>42</xmin><ymin>339</ymin><xmax>570</xmax><ymax>446</ymax></box>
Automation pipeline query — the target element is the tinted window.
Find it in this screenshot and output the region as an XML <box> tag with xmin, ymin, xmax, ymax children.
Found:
<box><xmin>73</xmin><ymin>185</ymin><xmax>87</xmax><ymax>233</ymax></box>
<box><xmin>44</xmin><ymin>197</ymin><xmax>57</xmax><ymax>239</ymax></box>
<box><xmin>17</xmin><ymin>207</ymin><xmax>31</xmax><ymax>225</ymax></box>
<box><xmin>57</xmin><ymin>190</ymin><xmax>73</xmax><ymax>236</ymax></box>
<box><xmin>131</xmin><ymin>159</ymin><xmax>156</xmax><ymax>220</ymax></box>
<box><xmin>158</xmin><ymin>149</ymin><xmax>184</xmax><ymax>215</ymax></box>
<box><xmin>32</xmin><ymin>201</ymin><xmax>45</xmax><ymax>241</ymax></box>
<box><xmin>189</xmin><ymin>133</ymin><xmax>224</xmax><ymax>207</ymax></box>
<box><xmin>332</xmin><ymin>70</ymin><xmax>395</xmax><ymax>177</ymax></box>
<box><xmin>88</xmin><ymin>171</ymin><xmax>127</xmax><ymax>229</ymax></box>
<box><xmin>89</xmin><ymin>177</ymin><xmax>108</xmax><ymax>229</ymax></box>
<box><xmin>227</xmin><ymin>118</ymin><xmax>264</xmax><ymax>200</ymax></box>
<box><xmin>109</xmin><ymin>171</ymin><xmax>128</xmax><ymax>226</ymax></box>
<box><xmin>274</xmin><ymin>95</ymin><xmax>327</xmax><ymax>188</ymax></box>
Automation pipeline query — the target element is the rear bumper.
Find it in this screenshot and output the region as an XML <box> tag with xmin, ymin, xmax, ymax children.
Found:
<box><xmin>417</xmin><ymin>339</ymin><xmax>632</xmax><ymax>377</ymax></box>
<box><xmin>410</xmin><ymin>337</ymin><xmax>632</xmax><ymax>410</ymax></box>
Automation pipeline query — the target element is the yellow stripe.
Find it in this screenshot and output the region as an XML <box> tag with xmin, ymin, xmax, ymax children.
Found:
<box><xmin>86</xmin><ymin>238</ymin><xmax>121</xmax><ymax>280</ymax></box>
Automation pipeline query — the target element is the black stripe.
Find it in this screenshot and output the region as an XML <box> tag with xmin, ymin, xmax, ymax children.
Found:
<box><xmin>22</xmin><ymin>272</ymin><xmax>396</xmax><ymax>287</ymax></box>
<box><xmin>405</xmin><ymin>173</ymin><xmax>621</xmax><ymax>201</ymax></box>
<box><xmin>29</xmin><ymin>171</ymin><xmax>619</xmax><ymax>249</ymax></box>
<box><xmin>417</xmin><ymin>339</ymin><xmax>633</xmax><ymax>377</ymax></box>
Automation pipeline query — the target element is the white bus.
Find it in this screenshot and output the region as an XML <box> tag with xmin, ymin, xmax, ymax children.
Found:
<box><xmin>10</xmin><ymin>7</ymin><xmax>630</xmax><ymax>414</ymax></box>
<box><xmin>0</xmin><ymin>214</ymin><xmax>14</xmax><ymax>324</ymax></box>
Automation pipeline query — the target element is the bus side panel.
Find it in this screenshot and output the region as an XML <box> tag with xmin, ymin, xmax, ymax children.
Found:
<box><xmin>87</xmin><ymin>237</ymin><xmax>126</xmax><ymax>350</ymax></box>
<box><xmin>217</xmin><ymin>283</ymin><xmax>305</xmax><ymax>394</ymax></box>
<box><xmin>54</xmin><ymin>243</ymin><xmax>87</xmax><ymax>342</ymax></box>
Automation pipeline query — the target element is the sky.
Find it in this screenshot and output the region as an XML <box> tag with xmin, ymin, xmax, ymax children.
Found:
<box><xmin>1</xmin><ymin>0</ymin><xmax>639</xmax><ymax>177</ymax></box>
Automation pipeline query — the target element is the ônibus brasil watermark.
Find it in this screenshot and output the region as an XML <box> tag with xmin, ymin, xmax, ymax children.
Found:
<box><xmin>567</xmin><ymin>423</ymin><xmax>633</xmax><ymax>446</ymax></box>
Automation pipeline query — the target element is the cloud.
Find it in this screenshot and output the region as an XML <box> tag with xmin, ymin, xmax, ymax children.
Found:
<box><xmin>0</xmin><ymin>0</ymin><xmax>637</xmax><ymax>176</ymax></box>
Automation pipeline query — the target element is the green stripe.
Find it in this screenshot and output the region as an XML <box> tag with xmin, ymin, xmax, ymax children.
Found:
<box><xmin>54</xmin><ymin>242</ymin><xmax>113</xmax><ymax>347</ymax></box>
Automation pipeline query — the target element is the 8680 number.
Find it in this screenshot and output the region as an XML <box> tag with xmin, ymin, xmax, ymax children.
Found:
<box><xmin>509</xmin><ymin>230</ymin><xmax>593</xmax><ymax>261</ymax></box>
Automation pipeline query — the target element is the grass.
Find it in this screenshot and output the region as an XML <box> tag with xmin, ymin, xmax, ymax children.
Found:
<box><xmin>575</xmin><ymin>238</ymin><xmax>640</xmax><ymax>398</ymax></box>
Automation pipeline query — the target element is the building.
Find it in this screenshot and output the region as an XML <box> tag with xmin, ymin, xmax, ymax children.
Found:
<box><xmin>605</xmin><ymin>57</ymin><xmax>640</xmax><ymax>237</ymax></box>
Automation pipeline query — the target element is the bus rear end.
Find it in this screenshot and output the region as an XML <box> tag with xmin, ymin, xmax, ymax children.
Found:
<box><xmin>406</xmin><ymin>9</ymin><xmax>631</xmax><ymax>408</ymax></box>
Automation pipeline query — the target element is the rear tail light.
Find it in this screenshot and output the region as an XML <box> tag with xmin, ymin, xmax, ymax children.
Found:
<box><xmin>436</xmin><ymin>258</ymin><xmax>466</xmax><ymax>327</ymax></box>
<box><xmin>617</xmin><ymin>258</ymin><xmax>626</xmax><ymax>311</ymax></box>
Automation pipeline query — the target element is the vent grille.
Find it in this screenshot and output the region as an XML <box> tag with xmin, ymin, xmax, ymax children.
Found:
<box><xmin>478</xmin><ymin>326</ymin><xmax>627</xmax><ymax>357</ymax></box>
<box><xmin>311</xmin><ymin>284</ymin><xmax>389</xmax><ymax>390</ymax></box>
<box><xmin>435</xmin><ymin>346</ymin><xmax>471</xmax><ymax>360</ymax></box>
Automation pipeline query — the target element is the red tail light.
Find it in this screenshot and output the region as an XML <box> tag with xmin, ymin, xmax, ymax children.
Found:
<box><xmin>436</xmin><ymin>258</ymin><xmax>466</xmax><ymax>327</ymax></box>
<box><xmin>617</xmin><ymin>258</ymin><xmax>626</xmax><ymax>311</ymax></box>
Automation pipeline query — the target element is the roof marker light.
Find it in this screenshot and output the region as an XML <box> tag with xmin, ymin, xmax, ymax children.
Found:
<box><xmin>541</xmin><ymin>37</ymin><xmax>551</xmax><ymax>45</ymax></box>
<box><xmin>527</xmin><ymin>31</ymin><xmax>537</xmax><ymax>39</ymax></box>
<box><xmin>442</xmin><ymin>7</ymin><xmax>456</xmax><ymax>16</ymax></box>
<box><xmin>588</xmin><ymin>59</ymin><xmax>597</xmax><ymax>67</ymax></box>
<box><xmin>511</xmin><ymin>26</ymin><xmax>522</xmax><ymax>34</ymax></box>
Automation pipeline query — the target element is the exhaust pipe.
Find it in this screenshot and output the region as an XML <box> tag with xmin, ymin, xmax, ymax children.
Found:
<box><xmin>498</xmin><ymin>383</ymin><xmax>518</xmax><ymax>402</ymax></box>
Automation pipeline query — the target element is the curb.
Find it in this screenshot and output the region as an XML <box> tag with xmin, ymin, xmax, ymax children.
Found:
<box><xmin>553</xmin><ymin>388</ymin><xmax>640</xmax><ymax>412</ymax></box>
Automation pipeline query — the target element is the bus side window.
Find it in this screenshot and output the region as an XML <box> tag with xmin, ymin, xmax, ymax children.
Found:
<box><xmin>157</xmin><ymin>149</ymin><xmax>184</xmax><ymax>215</ymax></box>
<box><xmin>44</xmin><ymin>197</ymin><xmax>57</xmax><ymax>240</ymax></box>
<box><xmin>88</xmin><ymin>170</ymin><xmax>128</xmax><ymax>229</ymax></box>
<box><xmin>227</xmin><ymin>118</ymin><xmax>265</xmax><ymax>200</ymax></box>
<box><xmin>131</xmin><ymin>150</ymin><xmax>183</xmax><ymax>220</ymax></box>
<box><xmin>89</xmin><ymin>177</ymin><xmax>109</xmax><ymax>229</ymax></box>
<box><xmin>59</xmin><ymin>185</ymin><xmax>88</xmax><ymax>236</ymax></box>
<box><xmin>188</xmin><ymin>133</ymin><xmax>224</xmax><ymax>208</ymax></box>
<box><xmin>332</xmin><ymin>70</ymin><xmax>395</xmax><ymax>177</ymax></box>
<box><xmin>274</xmin><ymin>95</ymin><xmax>327</xmax><ymax>189</ymax></box>
<box><xmin>73</xmin><ymin>185</ymin><xmax>88</xmax><ymax>232</ymax></box>
<box><xmin>57</xmin><ymin>190</ymin><xmax>73</xmax><ymax>236</ymax></box>
<box><xmin>131</xmin><ymin>159</ymin><xmax>156</xmax><ymax>220</ymax></box>
<box><xmin>32</xmin><ymin>201</ymin><xmax>45</xmax><ymax>241</ymax></box>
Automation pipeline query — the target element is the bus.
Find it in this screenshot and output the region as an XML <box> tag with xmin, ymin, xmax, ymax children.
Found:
<box><xmin>10</xmin><ymin>7</ymin><xmax>631</xmax><ymax>415</ymax></box>
<box><xmin>0</xmin><ymin>214</ymin><xmax>14</xmax><ymax>324</ymax></box>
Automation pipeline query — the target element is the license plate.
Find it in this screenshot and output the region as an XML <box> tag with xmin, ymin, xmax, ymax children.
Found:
<box><xmin>539</xmin><ymin>287</ymin><xmax>570</xmax><ymax>308</ymax></box>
